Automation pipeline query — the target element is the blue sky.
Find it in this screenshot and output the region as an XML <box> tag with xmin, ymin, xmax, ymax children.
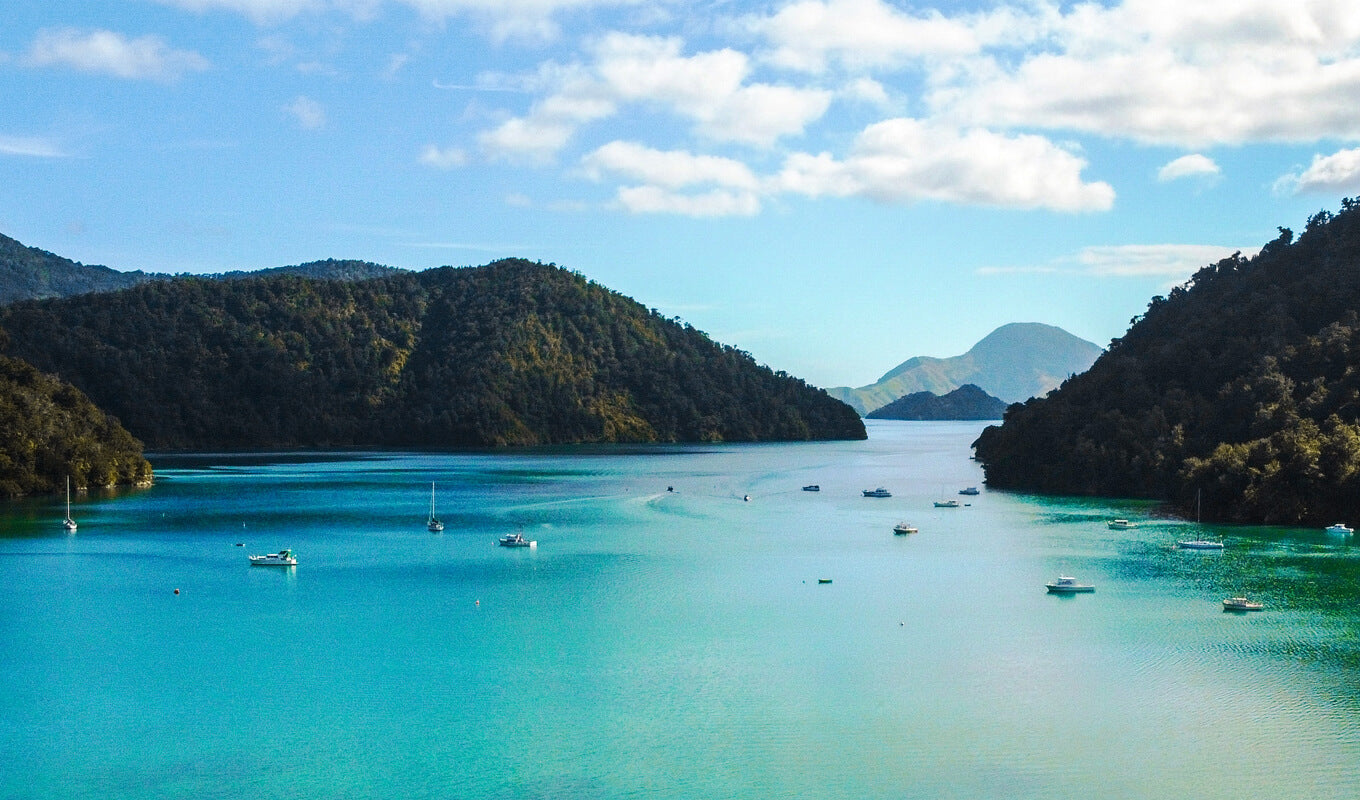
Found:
<box><xmin>3</xmin><ymin>1</ymin><xmax>1358</xmax><ymax>388</ymax></box>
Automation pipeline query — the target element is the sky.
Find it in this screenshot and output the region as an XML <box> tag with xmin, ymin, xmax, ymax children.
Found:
<box><xmin>3</xmin><ymin>1</ymin><xmax>1360</xmax><ymax>389</ymax></box>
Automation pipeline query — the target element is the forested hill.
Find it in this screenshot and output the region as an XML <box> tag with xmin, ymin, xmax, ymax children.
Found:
<box><xmin>0</xmin><ymin>259</ymin><xmax>865</xmax><ymax>449</ymax></box>
<box><xmin>0</xmin><ymin>233</ymin><xmax>156</xmax><ymax>303</ymax></box>
<box><xmin>0</xmin><ymin>348</ymin><xmax>151</xmax><ymax>497</ymax></box>
<box><xmin>866</xmin><ymin>384</ymin><xmax>1007</xmax><ymax>421</ymax></box>
<box><xmin>973</xmin><ymin>200</ymin><xmax>1360</xmax><ymax>524</ymax></box>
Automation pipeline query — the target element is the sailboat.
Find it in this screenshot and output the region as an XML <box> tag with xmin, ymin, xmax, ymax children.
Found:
<box><xmin>62</xmin><ymin>476</ymin><xmax>77</xmax><ymax>532</ymax></box>
<box><xmin>1177</xmin><ymin>489</ymin><xmax>1223</xmax><ymax>549</ymax></box>
<box><xmin>427</xmin><ymin>482</ymin><xmax>444</xmax><ymax>532</ymax></box>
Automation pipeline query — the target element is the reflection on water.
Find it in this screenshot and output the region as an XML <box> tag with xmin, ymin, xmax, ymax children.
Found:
<box><xmin>2</xmin><ymin>421</ymin><xmax>1358</xmax><ymax>799</ymax></box>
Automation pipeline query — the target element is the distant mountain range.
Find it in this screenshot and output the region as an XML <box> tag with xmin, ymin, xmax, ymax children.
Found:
<box><xmin>827</xmin><ymin>323</ymin><xmax>1103</xmax><ymax>415</ymax></box>
<box><xmin>866</xmin><ymin>384</ymin><xmax>1008</xmax><ymax>421</ymax></box>
<box><xmin>0</xmin><ymin>232</ymin><xmax>401</xmax><ymax>304</ymax></box>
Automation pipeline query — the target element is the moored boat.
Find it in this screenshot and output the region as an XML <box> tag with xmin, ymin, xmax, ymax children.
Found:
<box><xmin>62</xmin><ymin>476</ymin><xmax>77</xmax><ymax>532</ymax></box>
<box><xmin>862</xmin><ymin>488</ymin><xmax>891</xmax><ymax>498</ymax></box>
<box><xmin>1045</xmin><ymin>575</ymin><xmax>1094</xmax><ymax>593</ymax></box>
<box><xmin>802</xmin><ymin>484</ymin><xmax>820</xmax><ymax>492</ymax></box>
<box><xmin>1107</xmin><ymin>518</ymin><xmax>1137</xmax><ymax>530</ymax></box>
<box><xmin>1177</xmin><ymin>539</ymin><xmax>1224</xmax><ymax>550</ymax></box>
<box><xmin>893</xmin><ymin>522</ymin><xmax>918</xmax><ymax>535</ymax></box>
<box><xmin>498</xmin><ymin>532</ymin><xmax>535</xmax><ymax>548</ymax></box>
<box><xmin>933</xmin><ymin>499</ymin><xmax>961</xmax><ymax>508</ymax></box>
<box><xmin>427</xmin><ymin>482</ymin><xmax>444</xmax><ymax>532</ymax></box>
<box><xmin>1324</xmin><ymin>522</ymin><xmax>1353</xmax><ymax>535</ymax></box>
<box><xmin>249</xmin><ymin>549</ymin><xmax>297</xmax><ymax>566</ymax></box>
<box><xmin>1223</xmin><ymin>596</ymin><xmax>1264</xmax><ymax>611</ymax></box>
<box><xmin>959</xmin><ymin>487</ymin><xmax>980</xmax><ymax>496</ymax></box>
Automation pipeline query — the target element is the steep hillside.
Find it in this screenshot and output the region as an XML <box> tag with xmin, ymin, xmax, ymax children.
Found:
<box><xmin>828</xmin><ymin>323</ymin><xmax>1102</xmax><ymax>414</ymax></box>
<box><xmin>866</xmin><ymin>384</ymin><xmax>1008</xmax><ymax>421</ymax></box>
<box><xmin>974</xmin><ymin>200</ymin><xmax>1360</xmax><ymax>524</ymax></box>
<box><xmin>0</xmin><ymin>259</ymin><xmax>864</xmax><ymax>449</ymax></box>
<box><xmin>0</xmin><ymin>349</ymin><xmax>151</xmax><ymax>497</ymax></box>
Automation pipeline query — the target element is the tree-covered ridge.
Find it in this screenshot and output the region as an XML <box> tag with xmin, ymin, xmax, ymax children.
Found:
<box><xmin>866</xmin><ymin>384</ymin><xmax>1008</xmax><ymax>420</ymax></box>
<box><xmin>973</xmin><ymin>200</ymin><xmax>1360</xmax><ymax>524</ymax></box>
<box><xmin>1</xmin><ymin>259</ymin><xmax>864</xmax><ymax>450</ymax></box>
<box><xmin>0</xmin><ymin>232</ymin><xmax>156</xmax><ymax>304</ymax></box>
<box><xmin>0</xmin><ymin>346</ymin><xmax>151</xmax><ymax>497</ymax></box>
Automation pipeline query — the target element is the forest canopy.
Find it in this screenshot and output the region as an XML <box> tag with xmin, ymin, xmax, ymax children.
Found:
<box><xmin>973</xmin><ymin>199</ymin><xmax>1360</xmax><ymax>525</ymax></box>
<box><xmin>0</xmin><ymin>258</ymin><xmax>864</xmax><ymax>451</ymax></box>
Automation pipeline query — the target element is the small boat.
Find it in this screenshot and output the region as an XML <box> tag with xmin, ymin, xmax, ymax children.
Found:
<box><xmin>817</xmin><ymin>578</ymin><xmax>833</xmax><ymax>584</ymax></box>
<box><xmin>61</xmin><ymin>476</ymin><xmax>77</xmax><ymax>532</ymax></box>
<box><xmin>893</xmin><ymin>523</ymin><xmax>918</xmax><ymax>535</ymax></box>
<box><xmin>958</xmin><ymin>487</ymin><xmax>980</xmax><ymax>496</ymax></box>
<box><xmin>249</xmin><ymin>549</ymin><xmax>297</xmax><ymax>566</ymax></box>
<box><xmin>1325</xmin><ymin>522</ymin><xmax>1353</xmax><ymax>535</ymax></box>
<box><xmin>427</xmin><ymin>482</ymin><xmax>444</xmax><ymax>532</ymax></box>
<box><xmin>1222</xmin><ymin>596</ymin><xmax>1264</xmax><ymax>611</ymax></box>
<box><xmin>1177</xmin><ymin>539</ymin><xmax>1224</xmax><ymax>550</ymax></box>
<box><xmin>802</xmin><ymin>484</ymin><xmax>820</xmax><ymax>492</ymax></box>
<box><xmin>933</xmin><ymin>499</ymin><xmax>961</xmax><ymax>508</ymax></box>
<box><xmin>1045</xmin><ymin>575</ymin><xmax>1094</xmax><ymax>593</ymax></box>
<box><xmin>498</xmin><ymin>532</ymin><xmax>536</xmax><ymax>548</ymax></box>
<box><xmin>862</xmin><ymin>488</ymin><xmax>892</xmax><ymax>498</ymax></box>
<box><xmin>1107</xmin><ymin>518</ymin><xmax>1137</xmax><ymax>530</ymax></box>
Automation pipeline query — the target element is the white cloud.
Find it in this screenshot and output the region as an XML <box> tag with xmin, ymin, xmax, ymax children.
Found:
<box><xmin>615</xmin><ymin>186</ymin><xmax>761</xmax><ymax>217</ymax></box>
<box><xmin>582</xmin><ymin>141</ymin><xmax>759</xmax><ymax>190</ymax></box>
<box><xmin>0</xmin><ymin>135</ymin><xmax>69</xmax><ymax>158</ymax></box>
<box><xmin>1157</xmin><ymin>154</ymin><xmax>1220</xmax><ymax>181</ymax></box>
<box><xmin>480</xmin><ymin>34</ymin><xmax>831</xmax><ymax>160</ymax></box>
<box><xmin>775</xmin><ymin>118</ymin><xmax>1114</xmax><ymax>212</ymax></box>
<box><xmin>26</xmin><ymin>28</ymin><xmax>209</xmax><ymax>82</ymax></box>
<box><xmin>285</xmin><ymin>96</ymin><xmax>326</xmax><ymax>129</ymax></box>
<box><xmin>1278</xmin><ymin>147</ymin><xmax>1360</xmax><ymax>194</ymax></box>
<box><xmin>1076</xmin><ymin>244</ymin><xmax>1251</xmax><ymax>277</ymax></box>
<box><xmin>419</xmin><ymin>144</ymin><xmax>468</xmax><ymax>168</ymax></box>
<box><xmin>928</xmin><ymin>0</ymin><xmax>1360</xmax><ymax>147</ymax></box>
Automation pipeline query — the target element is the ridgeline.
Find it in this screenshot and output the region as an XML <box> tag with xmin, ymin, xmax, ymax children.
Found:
<box><xmin>974</xmin><ymin>200</ymin><xmax>1360</xmax><ymax>524</ymax></box>
<box><xmin>0</xmin><ymin>258</ymin><xmax>864</xmax><ymax>451</ymax></box>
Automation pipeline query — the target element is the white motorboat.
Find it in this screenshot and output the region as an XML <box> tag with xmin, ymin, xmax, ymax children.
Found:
<box><xmin>959</xmin><ymin>487</ymin><xmax>980</xmax><ymax>496</ymax></box>
<box><xmin>893</xmin><ymin>523</ymin><xmax>918</xmax><ymax>535</ymax></box>
<box><xmin>1045</xmin><ymin>575</ymin><xmax>1094</xmax><ymax>593</ymax></box>
<box><xmin>863</xmin><ymin>488</ymin><xmax>891</xmax><ymax>498</ymax></box>
<box><xmin>62</xmin><ymin>476</ymin><xmax>77</xmax><ymax>532</ymax></box>
<box><xmin>249</xmin><ymin>549</ymin><xmax>297</xmax><ymax>566</ymax></box>
<box><xmin>498</xmin><ymin>532</ymin><xmax>536</xmax><ymax>548</ymax></box>
<box><xmin>1177</xmin><ymin>539</ymin><xmax>1224</xmax><ymax>550</ymax></box>
<box><xmin>1223</xmin><ymin>596</ymin><xmax>1264</xmax><ymax>611</ymax></box>
<box><xmin>1325</xmin><ymin>522</ymin><xmax>1353</xmax><ymax>535</ymax></box>
<box><xmin>1107</xmin><ymin>518</ymin><xmax>1137</xmax><ymax>530</ymax></box>
<box><xmin>934</xmin><ymin>499</ymin><xmax>961</xmax><ymax>508</ymax></box>
<box><xmin>427</xmin><ymin>482</ymin><xmax>444</xmax><ymax>532</ymax></box>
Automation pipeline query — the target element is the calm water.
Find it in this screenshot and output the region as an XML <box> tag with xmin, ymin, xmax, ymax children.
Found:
<box><xmin>3</xmin><ymin>421</ymin><xmax>1359</xmax><ymax>799</ymax></box>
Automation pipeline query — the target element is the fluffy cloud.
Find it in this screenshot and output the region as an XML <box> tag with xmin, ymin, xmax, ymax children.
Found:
<box><xmin>285</xmin><ymin>95</ymin><xmax>326</xmax><ymax>129</ymax></box>
<box><xmin>1278</xmin><ymin>147</ymin><xmax>1360</xmax><ymax>194</ymax></box>
<box><xmin>615</xmin><ymin>186</ymin><xmax>761</xmax><ymax>217</ymax></box>
<box><xmin>26</xmin><ymin>28</ymin><xmax>209</xmax><ymax>82</ymax></box>
<box><xmin>419</xmin><ymin>144</ymin><xmax>469</xmax><ymax>168</ymax></box>
<box><xmin>775</xmin><ymin>119</ymin><xmax>1114</xmax><ymax>211</ymax></box>
<box><xmin>1157</xmin><ymin>154</ymin><xmax>1220</xmax><ymax>182</ymax></box>
<box><xmin>928</xmin><ymin>0</ymin><xmax>1360</xmax><ymax>147</ymax></box>
<box><xmin>581</xmin><ymin>141</ymin><xmax>759</xmax><ymax>190</ymax></box>
<box><xmin>480</xmin><ymin>34</ymin><xmax>831</xmax><ymax>160</ymax></box>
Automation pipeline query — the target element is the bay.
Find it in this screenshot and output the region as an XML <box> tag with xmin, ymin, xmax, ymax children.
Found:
<box><xmin>2</xmin><ymin>421</ymin><xmax>1359</xmax><ymax>799</ymax></box>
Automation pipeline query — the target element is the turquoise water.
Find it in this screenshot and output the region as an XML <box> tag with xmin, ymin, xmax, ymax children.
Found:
<box><xmin>3</xmin><ymin>421</ymin><xmax>1359</xmax><ymax>799</ymax></box>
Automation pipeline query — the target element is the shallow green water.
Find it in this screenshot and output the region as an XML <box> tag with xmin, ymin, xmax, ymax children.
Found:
<box><xmin>3</xmin><ymin>421</ymin><xmax>1359</xmax><ymax>799</ymax></box>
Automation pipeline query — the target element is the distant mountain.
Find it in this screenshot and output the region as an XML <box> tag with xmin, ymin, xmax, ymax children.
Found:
<box><xmin>827</xmin><ymin>323</ymin><xmax>1103</xmax><ymax>414</ymax></box>
<box><xmin>0</xmin><ymin>232</ymin><xmax>157</xmax><ymax>303</ymax></box>
<box><xmin>0</xmin><ymin>232</ymin><xmax>407</xmax><ymax>304</ymax></box>
<box><xmin>0</xmin><ymin>258</ymin><xmax>865</xmax><ymax>449</ymax></box>
<box><xmin>866</xmin><ymin>384</ymin><xmax>1008</xmax><ymax>421</ymax></box>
